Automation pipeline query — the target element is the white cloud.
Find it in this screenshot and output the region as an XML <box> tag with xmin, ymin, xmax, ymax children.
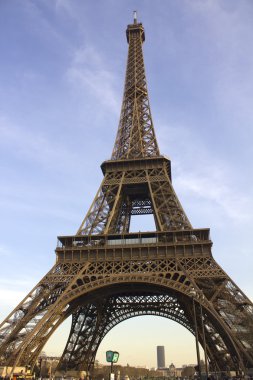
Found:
<box><xmin>54</xmin><ymin>0</ymin><xmax>73</xmax><ymax>12</ymax></box>
<box><xmin>0</xmin><ymin>277</ymin><xmax>33</xmax><ymax>288</ymax></box>
<box><xmin>0</xmin><ymin>196</ymin><xmax>79</xmax><ymax>223</ymax></box>
<box><xmin>0</xmin><ymin>116</ymin><xmax>80</xmax><ymax>171</ymax></box>
<box><xmin>0</xmin><ymin>289</ymin><xmax>26</xmax><ymax>305</ymax></box>
<box><xmin>66</xmin><ymin>46</ymin><xmax>121</xmax><ymax>115</ymax></box>
<box><xmin>175</xmin><ymin>170</ymin><xmax>252</xmax><ymax>223</ymax></box>
<box><xmin>157</xmin><ymin>121</ymin><xmax>253</xmax><ymax>223</ymax></box>
<box><xmin>189</xmin><ymin>0</ymin><xmax>253</xmax><ymax>128</ymax></box>
<box><xmin>0</xmin><ymin>278</ymin><xmax>35</xmax><ymax>313</ymax></box>
<box><xmin>0</xmin><ymin>245</ymin><xmax>12</xmax><ymax>257</ymax></box>
<box><xmin>0</xmin><ymin>115</ymin><xmax>89</xmax><ymax>224</ymax></box>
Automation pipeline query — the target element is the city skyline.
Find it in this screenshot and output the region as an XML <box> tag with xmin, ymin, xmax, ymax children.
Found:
<box><xmin>0</xmin><ymin>0</ymin><xmax>253</xmax><ymax>369</ymax></box>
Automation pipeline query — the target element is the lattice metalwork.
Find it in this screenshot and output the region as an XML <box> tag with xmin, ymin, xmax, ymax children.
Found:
<box><xmin>57</xmin><ymin>291</ymin><xmax>246</xmax><ymax>373</ymax></box>
<box><xmin>0</xmin><ymin>252</ymin><xmax>252</xmax><ymax>372</ymax></box>
<box><xmin>111</xmin><ymin>19</ymin><xmax>159</xmax><ymax>159</ymax></box>
<box><xmin>77</xmin><ymin>162</ymin><xmax>192</xmax><ymax>235</ymax></box>
<box><xmin>0</xmin><ymin>14</ymin><xmax>253</xmax><ymax>378</ymax></box>
<box><xmin>57</xmin><ymin>293</ymin><xmax>194</xmax><ymax>372</ymax></box>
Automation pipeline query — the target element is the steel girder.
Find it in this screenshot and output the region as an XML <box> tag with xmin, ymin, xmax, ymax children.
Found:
<box><xmin>56</xmin><ymin>290</ymin><xmax>244</xmax><ymax>374</ymax></box>
<box><xmin>0</xmin><ymin>253</ymin><xmax>253</xmax><ymax>373</ymax></box>
<box><xmin>57</xmin><ymin>292</ymin><xmax>194</xmax><ymax>372</ymax></box>
<box><xmin>76</xmin><ymin>15</ymin><xmax>190</xmax><ymax>235</ymax></box>
<box><xmin>111</xmin><ymin>21</ymin><xmax>159</xmax><ymax>160</ymax></box>
<box><xmin>1</xmin><ymin>15</ymin><xmax>253</xmax><ymax>380</ymax></box>
<box><xmin>77</xmin><ymin>161</ymin><xmax>192</xmax><ymax>235</ymax></box>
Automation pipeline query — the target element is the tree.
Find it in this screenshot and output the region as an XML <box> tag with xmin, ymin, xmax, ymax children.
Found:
<box><xmin>181</xmin><ymin>366</ymin><xmax>195</xmax><ymax>379</ymax></box>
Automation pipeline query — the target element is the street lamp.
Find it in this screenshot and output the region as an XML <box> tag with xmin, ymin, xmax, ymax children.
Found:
<box><xmin>106</xmin><ymin>350</ymin><xmax>120</xmax><ymax>380</ymax></box>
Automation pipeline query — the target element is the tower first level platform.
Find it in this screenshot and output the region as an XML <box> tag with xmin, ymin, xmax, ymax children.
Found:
<box><xmin>56</xmin><ymin>229</ymin><xmax>212</xmax><ymax>263</ymax></box>
<box><xmin>0</xmin><ymin>13</ymin><xmax>253</xmax><ymax>377</ymax></box>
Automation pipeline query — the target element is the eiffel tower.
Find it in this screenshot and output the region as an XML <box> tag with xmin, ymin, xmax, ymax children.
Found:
<box><xmin>1</xmin><ymin>13</ymin><xmax>253</xmax><ymax>378</ymax></box>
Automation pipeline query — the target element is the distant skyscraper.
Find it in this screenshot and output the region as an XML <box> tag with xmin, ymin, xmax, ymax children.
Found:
<box><xmin>157</xmin><ymin>346</ymin><xmax>165</xmax><ymax>369</ymax></box>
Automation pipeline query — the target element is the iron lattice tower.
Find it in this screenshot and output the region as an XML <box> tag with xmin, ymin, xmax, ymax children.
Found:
<box><xmin>0</xmin><ymin>15</ymin><xmax>253</xmax><ymax>377</ymax></box>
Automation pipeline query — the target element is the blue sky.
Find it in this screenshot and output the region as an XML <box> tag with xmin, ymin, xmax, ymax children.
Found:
<box><xmin>0</xmin><ymin>0</ymin><xmax>253</xmax><ymax>369</ymax></box>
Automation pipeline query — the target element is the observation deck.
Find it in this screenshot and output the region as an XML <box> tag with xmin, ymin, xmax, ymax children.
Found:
<box><xmin>56</xmin><ymin>229</ymin><xmax>212</xmax><ymax>263</ymax></box>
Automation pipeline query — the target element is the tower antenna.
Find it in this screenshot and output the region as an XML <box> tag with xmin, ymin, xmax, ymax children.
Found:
<box><xmin>133</xmin><ymin>10</ymin><xmax>137</xmax><ymax>24</ymax></box>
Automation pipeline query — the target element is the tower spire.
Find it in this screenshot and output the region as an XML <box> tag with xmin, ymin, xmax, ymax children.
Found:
<box><xmin>111</xmin><ymin>16</ymin><xmax>160</xmax><ymax>159</ymax></box>
<box><xmin>133</xmin><ymin>10</ymin><xmax>137</xmax><ymax>24</ymax></box>
<box><xmin>76</xmin><ymin>18</ymin><xmax>191</xmax><ymax>236</ymax></box>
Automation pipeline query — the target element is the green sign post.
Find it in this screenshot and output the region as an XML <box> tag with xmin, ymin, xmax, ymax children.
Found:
<box><xmin>106</xmin><ymin>350</ymin><xmax>119</xmax><ymax>380</ymax></box>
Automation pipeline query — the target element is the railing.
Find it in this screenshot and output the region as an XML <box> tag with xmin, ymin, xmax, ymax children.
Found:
<box><xmin>57</xmin><ymin>229</ymin><xmax>210</xmax><ymax>249</ymax></box>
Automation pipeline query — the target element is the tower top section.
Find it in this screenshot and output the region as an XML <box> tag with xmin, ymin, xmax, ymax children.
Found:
<box><xmin>133</xmin><ymin>11</ymin><xmax>137</xmax><ymax>24</ymax></box>
<box><xmin>126</xmin><ymin>11</ymin><xmax>145</xmax><ymax>43</ymax></box>
<box><xmin>111</xmin><ymin>16</ymin><xmax>160</xmax><ymax>160</ymax></box>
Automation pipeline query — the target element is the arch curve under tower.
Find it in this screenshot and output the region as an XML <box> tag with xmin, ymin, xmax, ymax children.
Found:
<box><xmin>11</xmin><ymin>273</ymin><xmax>245</xmax><ymax>375</ymax></box>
